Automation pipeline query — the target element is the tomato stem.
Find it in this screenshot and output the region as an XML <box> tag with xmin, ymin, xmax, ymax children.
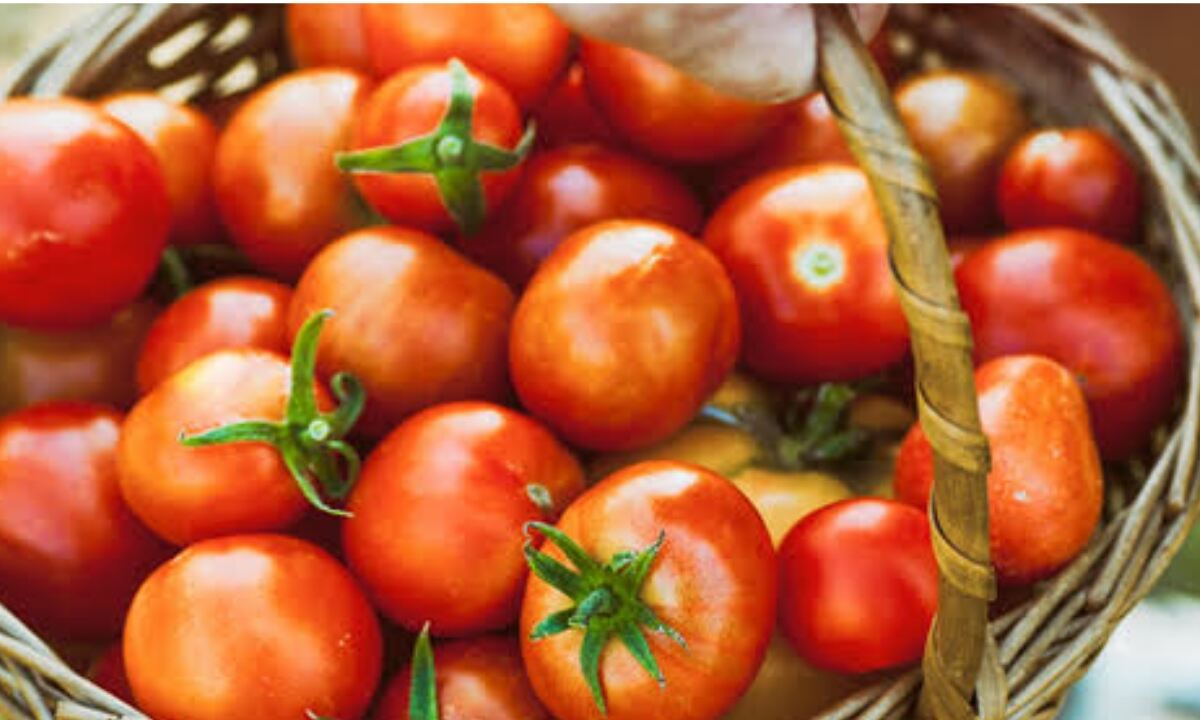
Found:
<box><xmin>158</xmin><ymin>247</ymin><xmax>193</xmax><ymax>299</ymax></box>
<box><xmin>409</xmin><ymin>622</ymin><xmax>438</xmax><ymax>720</ymax></box>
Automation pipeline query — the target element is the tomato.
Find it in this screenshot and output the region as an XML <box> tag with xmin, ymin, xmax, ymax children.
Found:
<box><xmin>895</xmin><ymin>355</ymin><xmax>1103</xmax><ymax>585</ymax></box>
<box><xmin>778</xmin><ymin>497</ymin><xmax>938</xmax><ymax>674</ymax></box>
<box><xmin>363</xmin><ymin>4</ymin><xmax>570</xmax><ymax>109</ymax></box>
<box><xmin>289</xmin><ymin>226</ymin><xmax>514</xmax><ymax>437</ymax></box>
<box><xmin>0</xmin><ymin>99</ymin><xmax>168</xmax><ymax>330</ymax></box>
<box><xmin>510</xmin><ymin>220</ymin><xmax>740</xmax><ymax>452</ymax></box>
<box><xmin>997</xmin><ymin>127</ymin><xmax>1142</xmax><ymax>242</ymax></box>
<box><xmin>531</xmin><ymin>63</ymin><xmax>621</xmax><ymax>150</ymax></box>
<box><xmin>704</xmin><ymin>164</ymin><xmax>908</xmax><ymax>384</ymax></box>
<box><xmin>956</xmin><ymin>228</ymin><xmax>1184</xmax><ymax>459</ymax></box>
<box><xmin>0</xmin><ymin>402</ymin><xmax>170</xmax><ymax>641</ymax></box>
<box><xmin>724</xmin><ymin>634</ymin><xmax>872</xmax><ymax>720</ymax></box>
<box><xmin>896</xmin><ymin>69</ymin><xmax>1029</xmax><ymax>233</ymax></box>
<box><xmin>87</xmin><ymin>642</ymin><xmax>134</xmax><ymax>705</ymax></box>
<box><xmin>460</xmin><ymin>144</ymin><xmax>704</xmax><ymax>288</ymax></box>
<box><xmin>124</xmin><ymin>534</ymin><xmax>382</xmax><ymax>720</ymax></box>
<box><xmin>98</xmin><ymin>92</ymin><xmax>222</xmax><ymax>246</ymax></box>
<box><xmin>579</xmin><ymin>38</ymin><xmax>787</xmax><ymax>164</ymax></box>
<box><xmin>0</xmin><ymin>300</ymin><xmax>157</xmax><ymax>413</ymax></box>
<box><xmin>343</xmin><ymin>401</ymin><xmax>584</xmax><ymax>636</ymax></box>
<box><xmin>375</xmin><ymin>633</ymin><xmax>551</xmax><ymax>720</ymax></box>
<box><xmin>135</xmin><ymin>276</ymin><xmax>291</xmax><ymax>394</ymax></box>
<box><xmin>214</xmin><ymin>69</ymin><xmax>372</xmax><ymax>279</ymax></box>
<box><xmin>521</xmin><ymin>461</ymin><xmax>776</xmax><ymax>720</ymax></box>
<box><xmin>286</xmin><ymin>3</ymin><xmax>370</xmax><ymax>72</ymax></box>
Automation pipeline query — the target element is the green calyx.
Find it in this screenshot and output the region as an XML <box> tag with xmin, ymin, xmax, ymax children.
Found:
<box><xmin>335</xmin><ymin>58</ymin><xmax>536</xmax><ymax>236</ymax></box>
<box><xmin>409</xmin><ymin>622</ymin><xmax>438</xmax><ymax>720</ymax></box>
<box><xmin>523</xmin><ymin>521</ymin><xmax>685</xmax><ymax>716</ymax></box>
<box><xmin>179</xmin><ymin>310</ymin><xmax>365</xmax><ymax>517</ymax></box>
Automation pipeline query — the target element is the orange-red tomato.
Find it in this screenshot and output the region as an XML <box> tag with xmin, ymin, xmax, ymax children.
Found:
<box><xmin>704</xmin><ymin>164</ymin><xmax>909</xmax><ymax>384</ymax></box>
<box><xmin>531</xmin><ymin>63</ymin><xmax>622</xmax><ymax>150</ymax></box>
<box><xmin>285</xmin><ymin>3</ymin><xmax>371</xmax><ymax>72</ymax></box>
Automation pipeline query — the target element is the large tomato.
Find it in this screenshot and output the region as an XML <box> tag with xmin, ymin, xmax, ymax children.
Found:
<box><xmin>956</xmin><ymin>227</ymin><xmax>1184</xmax><ymax>459</ymax></box>
<box><xmin>286</xmin><ymin>3</ymin><xmax>371</xmax><ymax>72</ymax></box>
<box><xmin>124</xmin><ymin>534</ymin><xmax>382</xmax><ymax>720</ymax></box>
<box><xmin>510</xmin><ymin>220</ymin><xmax>740</xmax><ymax>452</ymax></box>
<box><xmin>343</xmin><ymin>401</ymin><xmax>585</xmax><ymax>636</ymax></box>
<box><xmin>521</xmin><ymin>461</ymin><xmax>776</xmax><ymax>720</ymax></box>
<box><xmin>0</xmin><ymin>402</ymin><xmax>169</xmax><ymax>641</ymax></box>
<box><xmin>0</xmin><ymin>99</ymin><xmax>168</xmax><ymax>330</ymax></box>
<box><xmin>704</xmin><ymin>164</ymin><xmax>909</xmax><ymax>384</ymax></box>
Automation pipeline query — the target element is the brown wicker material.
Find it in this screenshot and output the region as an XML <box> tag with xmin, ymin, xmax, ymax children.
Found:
<box><xmin>0</xmin><ymin>5</ymin><xmax>1197</xmax><ymax>720</ymax></box>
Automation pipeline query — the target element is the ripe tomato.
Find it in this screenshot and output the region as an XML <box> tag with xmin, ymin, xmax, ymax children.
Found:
<box><xmin>531</xmin><ymin>63</ymin><xmax>621</xmax><ymax>150</ymax></box>
<box><xmin>510</xmin><ymin>220</ymin><xmax>740</xmax><ymax>452</ymax></box>
<box><xmin>135</xmin><ymin>276</ymin><xmax>291</xmax><ymax>394</ymax></box>
<box><xmin>704</xmin><ymin>164</ymin><xmax>908</xmax><ymax>384</ymax></box>
<box><xmin>289</xmin><ymin>226</ymin><xmax>514</xmax><ymax>436</ymax></box>
<box><xmin>343</xmin><ymin>401</ymin><xmax>584</xmax><ymax>636</ymax></box>
<box><xmin>778</xmin><ymin>497</ymin><xmax>938</xmax><ymax>674</ymax></box>
<box><xmin>521</xmin><ymin>461</ymin><xmax>776</xmax><ymax>720</ymax></box>
<box><xmin>375</xmin><ymin>634</ymin><xmax>551</xmax><ymax>720</ymax></box>
<box><xmin>363</xmin><ymin>4</ymin><xmax>570</xmax><ymax>109</ymax></box>
<box><xmin>0</xmin><ymin>99</ymin><xmax>168</xmax><ymax>330</ymax></box>
<box><xmin>286</xmin><ymin>3</ymin><xmax>370</xmax><ymax>72</ymax></box>
<box><xmin>579</xmin><ymin>38</ymin><xmax>786</xmax><ymax>164</ymax></box>
<box><xmin>896</xmin><ymin>69</ymin><xmax>1029</xmax><ymax>233</ymax></box>
<box><xmin>87</xmin><ymin>642</ymin><xmax>134</xmax><ymax>705</ymax></box>
<box><xmin>956</xmin><ymin>228</ymin><xmax>1184</xmax><ymax>459</ymax></box>
<box><xmin>997</xmin><ymin>127</ymin><xmax>1142</xmax><ymax>242</ymax></box>
<box><xmin>214</xmin><ymin>68</ymin><xmax>372</xmax><ymax>279</ymax></box>
<box><xmin>97</xmin><ymin>92</ymin><xmax>222</xmax><ymax>246</ymax></box>
<box><xmin>124</xmin><ymin>534</ymin><xmax>382</xmax><ymax>720</ymax></box>
<box><xmin>896</xmin><ymin>355</ymin><xmax>1103</xmax><ymax>586</ymax></box>
<box><xmin>460</xmin><ymin>144</ymin><xmax>704</xmax><ymax>288</ymax></box>
<box><xmin>0</xmin><ymin>300</ymin><xmax>157</xmax><ymax>412</ymax></box>
<box><xmin>0</xmin><ymin>402</ymin><xmax>170</xmax><ymax>641</ymax></box>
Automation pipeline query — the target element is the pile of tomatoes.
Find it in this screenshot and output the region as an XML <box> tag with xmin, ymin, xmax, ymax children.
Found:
<box><xmin>0</xmin><ymin>6</ymin><xmax>1186</xmax><ymax>720</ymax></box>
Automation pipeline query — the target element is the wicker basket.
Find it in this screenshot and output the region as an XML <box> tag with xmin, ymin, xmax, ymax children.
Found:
<box><xmin>2</xmin><ymin>5</ymin><xmax>1198</xmax><ymax>720</ymax></box>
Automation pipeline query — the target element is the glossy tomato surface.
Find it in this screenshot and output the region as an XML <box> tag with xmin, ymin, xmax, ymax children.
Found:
<box><xmin>0</xmin><ymin>99</ymin><xmax>168</xmax><ymax>330</ymax></box>
<box><xmin>511</xmin><ymin>220</ymin><xmax>740</xmax><ymax>451</ymax></box>
<box><xmin>0</xmin><ymin>402</ymin><xmax>169</xmax><ymax>641</ymax></box>
<box><xmin>705</xmin><ymin>164</ymin><xmax>908</xmax><ymax>383</ymax></box>
<box><xmin>286</xmin><ymin>3</ymin><xmax>371</xmax><ymax>72</ymax></box>
<box><xmin>531</xmin><ymin>63</ymin><xmax>621</xmax><ymax>150</ymax></box>
<box><xmin>124</xmin><ymin>534</ymin><xmax>382</xmax><ymax>720</ymax></box>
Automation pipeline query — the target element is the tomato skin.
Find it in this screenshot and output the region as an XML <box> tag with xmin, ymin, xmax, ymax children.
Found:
<box><xmin>704</xmin><ymin>164</ymin><xmax>909</xmax><ymax>384</ymax></box>
<box><xmin>0</xmin><ymin>99</ymin><xmax>169</xmax><ymax>330</ymax></box>
<box><xmin>0</xmin><ymin>402</ymin><xmax>170</xmax><ymax>641</ymax></box>
<box><xmin>511</xmin><ymin>220</ymin><xmax>740</xmax><ymax>452</ymax></box>
<box><xmin>375</xmin><ymin>634</ymin><xmax>551</xmax><ymax>720</ymax></box>
<box><xmin>124</xmin><ymin>534</ymin><xmax>382</xmax><ymax>720</ymax></box>
<box><xmin>521</xmin><ymin>461</ymin><xmax>776</xmax><ymax>720</ymax></box>
<box><xmin>579</xmin><ymin>38</ymin><xmax>787</xmax><ymax>164</ymax></box>
<box><xmin>344</xmin><ymin>401</ymin><xmax>584</xmax><ymax>635</ymax></box>
<box><xmin>350</xmin><ymin>62</ymin><xmax>525</xmax><ymax>234</ymax></box>
<box><xmin>460</xmin><ymin>144</ymin><xmax>704</xmax><ymax>289</ymax></box>
<box><xmin>87</xmin><ymin>642</ymin><xmax>134</xmax><ymax>705</ymax></box>
<box><xmin>289</xmin><ymin>227</ymin><xmax>514</xmax><ymax>436</ymax></box>
<box><xmin>135</xmin><ymin>276</ymin><xmax>291</xmax><ymax>394</ymax></box>
<box><xmin>778</xmin><ymin>498</ymin><xmax>937</xmax><ymax>674</ymax></box>
<box><xmin>286</xmin><ymin>3</ymin><xmax>371</xmax><ymax>72</ymax></box>
<box><xmin>532</xmin><ymin>63</ymin><xmax>622</xmax><ymax>150</ymax></box>
<box><xmin>363</xmin><ymin>4</ymin><xmax>570</xmax><ymax>109</ymax></box>
<box><xmin>956</xmin><ymin>228</ymin><xmax>1184</xmax><ymax>459</ymax></box>
<box><xmin>997</xmin><ymin>127</ymin><xmax>1141</xmax><ymax>242</ymax></box>
<box><xmin>214</xmin><ymin>69</ymin><xmax>372</xmax><ymax>279</ymax></box>
<box><xmin>98</xmin><ymin>92</ymin><xmax>222</xmax><ymax>246</ymax></box>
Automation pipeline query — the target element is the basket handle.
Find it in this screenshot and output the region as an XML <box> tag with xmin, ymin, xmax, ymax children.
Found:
<box><xmin>815</xmin><ymin>7</ymin><xmax>999</xmax><ymax>720</ymax></box>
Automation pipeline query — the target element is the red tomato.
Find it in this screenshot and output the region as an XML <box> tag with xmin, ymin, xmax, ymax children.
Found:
<box><xmin>0</xmin><ymin>99</ymin><xmax>168</xmax><ymax>330</ymax></box>
<box><xmin>286</xmin><ymin>3</ymin><xmax>371</xmax><ymax>72</ymax></box>
<box><xmin>778</xmin><ymin>498</ymin><xmax>937</xmax><ymax>674</ymax></box>
<box><xmin>704</xmin><ymin>164</ymin><xmax>908</xmax><ymax>384</ymax></box>
<box><xmin>124</xmin><ymin>534</ymin><xmax>382</xmax><ymax>720</ymax></box>
<box><xmin>511</xmin><ymin>220</ymin><xmax>740</xmax><ymax>452</ymax></box>
<box><xmin>895</xmin><ymin>355</ymin><xmax>1103</xmax><ymax>585</ymax></box>
<box><xmin>521</xmin><ymin>461</ymin><xmax>776</xmax><ymax>720</ymax></box>
<box><xmin>460</xmin><ymin>144</ymin><xmax>704</xmax><ymax>288</ymax></box>
<box><xmin>98</xmin><ymin>92</ymin><xmax>222</xmax><ymax>246</ymax></box>
<box><xmin>87</xmin><ymin>642</ymin><xmax>134</xmax><ymax>705</ymax></box>
<box><xmin>579</xmin><ymin>38</ymin><xmax>787</xmax><ymax>164</ymax></box>
<box><xmin>956</xmin><ymin>228</ymin><xmax>1184</xmax><ymax>459</ymax></box>
<box><xmin>135</xmin><ymin>276</ymin><xmax>291</xmax><ymax>394</ymax></box>
<box><xmin>0</xmin><ymin>402</ymin><xmax>169</xmax><ymax>641</ymax></box>
<box><xmin>363</xmin><ymin>4</ymin><xmax>570</xmax><ymax>109</ymax></box>
<box><xmin>532</xmin><ymin>63</ymin><xmax>622</xmax><ymax>150</ymax></box>
<box><xmin>289</xmin><ymin>226</ymin><xmax>514</xmax><ymax>436</ymax></box>
<box><xmin>0</xmin><ymin>300</ymin><xmax>157</xmax><ymax>413</ymax></box>
<box><xmin>997</xmin><ymin>127</ymin><xmax>1142</xmax><ymax>242</ymax></box>
<box><xmin>214</xmin><ymin>68</ymin><xmax>372</xmax><ymax>279</ymax></box>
